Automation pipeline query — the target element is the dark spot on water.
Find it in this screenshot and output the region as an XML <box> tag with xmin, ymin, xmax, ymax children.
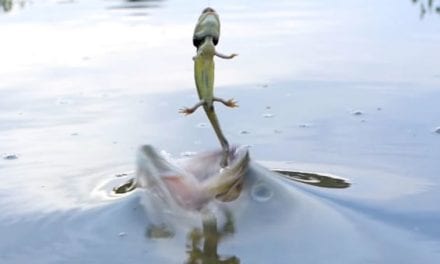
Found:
<box><xmin>180</xmin><ymin>151</ymin><xmax>196</xmax><ymax>157</ymax></box>
<box><xmin>115</xmin><ymin>173</ymin><xmax>128</xmax><ymax>177</ymax></box>
<box><xmin>240</xmin><ymin>130</ymin><xmax>250</xmax><ymax>135</ymax></box>
<box><xmin>273</xmin><ymin>170</ymin><xmax>351</xmax><ymax>189</ymax></box>
<box><xmin>434</xmin><ymin>127</ymin><xmax>440</xmax><ymax>134</ymax></box>
<box><xmin>352</xmin><ymin>110</ymin><xmax>363</xmax><ymax>116</ymax></box>
<box><xmin>3</xmin><ymin>154</ymin><xmax>18</xmax><ymax>160</ymax></box>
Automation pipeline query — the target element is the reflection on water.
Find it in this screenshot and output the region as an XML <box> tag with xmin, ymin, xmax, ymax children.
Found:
<box><xmin>185</xmin><ymin>211</ymin><xmax>239</xmax><ymax>264</ymax></box>
<box><xmin>412</xmin><ymin>0</ymin><xmax>440</xmax><ymax>18</ymax></box>
<box><xmin>273</xmin><ymin>170</ymin><xmax>351</xmax><ymax>189</ymax></box>
<box><xmin>108</xmin><ymin>0</ymin><xmax>165</xmax><ymax>14</ymax></box>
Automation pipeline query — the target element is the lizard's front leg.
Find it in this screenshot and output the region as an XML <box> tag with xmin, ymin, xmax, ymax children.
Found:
<box><xmin>213</xmin><ymin>97</ymin><xmax>239</xmax><ymax>108</ymax></box>
<box><xmin>179</xmin><ymin>100</ymin><xmax>205</xmax><ymax>115</ymax></box>
<box><xmin>215</xmin><ymin>51</ymin><xmax>238</xmax><ymax>59</ymax></box>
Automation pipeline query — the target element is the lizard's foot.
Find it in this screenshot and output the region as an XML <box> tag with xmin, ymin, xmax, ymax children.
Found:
<box><xmin>225</xmin><ymin>98</ymin><xmax>239</xmax><ymax>108</ymax></box>
<box><xmin>179</xmin><ymin>107</ymin><xmax>195</xmax><ymax>115</ymax></box>
<box><xmin>220</xmin><ymin>154</ymin><xmax>228</xmax><ymax>168</ymax></box>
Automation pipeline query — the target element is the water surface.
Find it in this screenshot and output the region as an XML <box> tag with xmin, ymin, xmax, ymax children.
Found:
<box><xmin>1</xmin><ymin>0</ymin><xmax>440</xmax><ymax>263</ymax></box>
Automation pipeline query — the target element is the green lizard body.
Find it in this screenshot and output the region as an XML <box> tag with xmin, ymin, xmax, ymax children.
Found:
<box><xmin>180</xmin><ymin>8</ymin><xmax>238</xmax><ymax>168</ymax></box>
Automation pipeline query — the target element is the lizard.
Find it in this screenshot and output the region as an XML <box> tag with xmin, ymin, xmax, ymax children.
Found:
<box><xmin>180</xmin><ymin>7</ymin><xmax>238</xmax><ymax>168</ymax></box>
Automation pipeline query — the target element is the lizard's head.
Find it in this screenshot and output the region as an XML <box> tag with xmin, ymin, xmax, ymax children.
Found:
<box><xmin>202</xmin><ymin>7</ymin><xmax>216</xmax><ymax>14</ymax></box>
<box><xmin>193</xmin><ymin>7</ymin><xmax>220</xmax><ymax>48</ymax></box>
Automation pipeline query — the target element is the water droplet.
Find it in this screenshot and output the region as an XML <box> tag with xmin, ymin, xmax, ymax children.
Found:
<box><xmin>251</xmin><ymin>183</ymin><xmax>273</xmax><ymax>202</ymax></box>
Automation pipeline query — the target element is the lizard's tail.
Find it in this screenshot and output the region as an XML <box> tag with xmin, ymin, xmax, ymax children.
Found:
<box><xmin>205</xmin><ymin>106</ymin><xmax>230</xmax><ymax>167</ymax></box>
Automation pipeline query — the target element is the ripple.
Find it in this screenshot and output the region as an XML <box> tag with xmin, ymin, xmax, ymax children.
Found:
<box><xmin>91</xmin><ymin>171</ymin><xmax>136</xmax><ymax>200</ymax></box>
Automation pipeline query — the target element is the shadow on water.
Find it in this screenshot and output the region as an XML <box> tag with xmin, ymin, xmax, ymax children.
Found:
<box><xmin>273</xmin><ymin>170</ymin><xmax>351</xmax><ymax>189</ymax></box>
<box><xmin>412</xmin><ymin>0</ymin><xmax>440</xmax><ymax>18</ymax></box>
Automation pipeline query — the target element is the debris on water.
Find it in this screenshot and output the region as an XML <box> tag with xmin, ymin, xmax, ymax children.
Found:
<box><xmin>197</xmin><ymin>122</ymin><xmax>208</xmax><ymax>128</ymax></box>
<box><xmin>118</xmin><ymin>232</ymin><xmax>126</xmax><ymax>238</ymax></box>
<box><xmin>352</xmin><ymin>110</ymin><xmax>363</xmax><ymax>116</ymax></box>
<box><xmin>180</xmin><ymin>151</ymin><xmax>197</xmax><ymax>157</ymax></box>
<box><xmin>251</xmin><ymin>183</ymin><xmax>273</xmax><ymax>202</ymax></box>
<box><xmin>240</xmin><ymin>130</ymin><xmax>250</xmax><ymax>135</ymax></box>
<box><xmin>274</xmin><ymin>129</ymin><xmax>282</xmax><ymax>134</ymax></box>
<box><xmin>298</xmin><ymin>124</ymin><xmax>309</xmax><ymax>128</ymax></box>
<box><xmin>434</xmin><ymin>127</ymin><xmax>440</xmax><ymax>134</ymax></box>
<box><xmin>377</xmin><ymin>107</ymin><xmax>382</xmax><ymax>111</ymax></box>
<box><xmin>263</xmin><ymin>113</ymin><xmax>274</xmax><ymax>118</ymax></box>
<box><xmin>3</xmin><ymin>154</ymin><xmax>18</xmax><ymax>160</ymax></box>
<box><xmin>265</xmin><ymin>106</ymin><xmax>271</xmax><ymax>110</ymax></box>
